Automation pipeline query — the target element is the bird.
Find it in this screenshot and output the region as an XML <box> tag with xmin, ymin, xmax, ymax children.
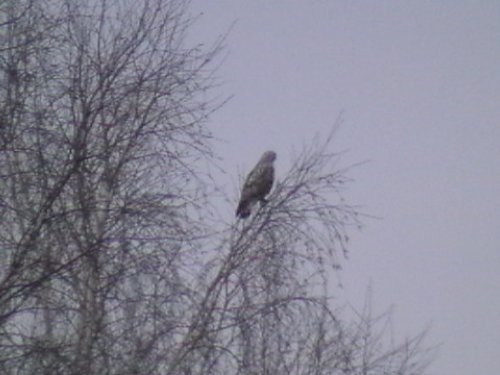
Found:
<box><xmin>236</xmin><ymin>150</ymin><xmax>276</xmax><ymax>219</ymax></box>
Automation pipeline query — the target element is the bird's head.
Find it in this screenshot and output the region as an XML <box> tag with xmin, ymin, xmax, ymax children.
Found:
<box><xmin>260</xmin><ymin>150</ymin><xmax>277</xmax><ymax>164</ymax></box>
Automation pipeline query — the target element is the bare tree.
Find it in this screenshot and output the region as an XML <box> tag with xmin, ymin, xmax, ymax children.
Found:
<box><xmin>0</xmin><ymin>0</ymin><xmax>219</xmax><ymax>373</ymax></box>
<box><xmin>160</xmin><ymin>126</ymin><xmax>434</xmax><ymax>375</ymax></box>
<box><xmin>0</xmin><ymin>1</ymin><xmax>433</xmax><ymax>374</ymax></box>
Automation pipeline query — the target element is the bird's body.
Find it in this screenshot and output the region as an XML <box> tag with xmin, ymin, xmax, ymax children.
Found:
<box><xmin>236</xmin><ymin>151</ymin><xmax>276</xmax><ymax>219</ymax></box>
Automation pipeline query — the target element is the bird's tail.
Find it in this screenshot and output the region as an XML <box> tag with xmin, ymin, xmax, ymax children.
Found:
<box><xmin>236</xmin><ymin>200</ymin><xmax>251</xmax><ymax>219</ymax></box>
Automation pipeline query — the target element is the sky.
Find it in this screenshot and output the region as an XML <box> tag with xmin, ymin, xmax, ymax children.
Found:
<box><xmin>188</xmin><ymin>2</ymin><xmax>500</xmax><ymax>374</ymax></box>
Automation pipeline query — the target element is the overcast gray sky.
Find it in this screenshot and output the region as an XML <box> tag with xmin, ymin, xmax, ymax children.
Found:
<box><xmin>189</xmin><ymin>2</ymin><xmax>500</xmax><ymax>374</ymax></box>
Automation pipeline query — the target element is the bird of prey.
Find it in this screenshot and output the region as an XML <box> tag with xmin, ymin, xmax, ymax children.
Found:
<box><xmin>236</xmin><ymin>150</ymin><xmax>276</xmax><ymax>219</ymax></box>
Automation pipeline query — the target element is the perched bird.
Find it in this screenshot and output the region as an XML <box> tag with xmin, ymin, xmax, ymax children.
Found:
<box><xmin>236</xmin><ymin>151</ymin><xmax>276</xmax><ymax>219</ymax></box>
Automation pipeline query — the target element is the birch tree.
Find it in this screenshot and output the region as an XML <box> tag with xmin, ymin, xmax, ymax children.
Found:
<box><xmin>0</xmin><ymin>1</ymin><xmax>433</xmax><ymax>374</ymax></box>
